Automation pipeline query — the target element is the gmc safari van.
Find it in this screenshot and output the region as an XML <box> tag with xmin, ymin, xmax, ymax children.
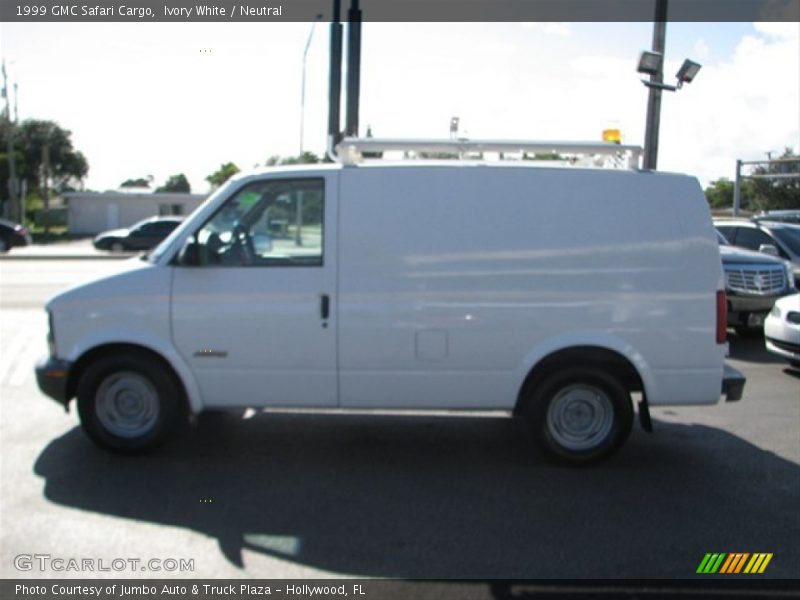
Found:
<box><xmin>36</xmin><ymin>139</ymin><xmax>745</xmax><ymax>464</ymax></box>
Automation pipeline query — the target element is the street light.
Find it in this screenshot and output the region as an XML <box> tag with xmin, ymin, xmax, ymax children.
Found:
<box><xmin>639</xmin><ymin>57</ymin><xmax>702</xmax><ymax>92</ymax></box>
<box><xmin>300</xmin><ymin>14</ymin><xmax>323</xmax><ymax>155</ymax></box>
<box><xmin>637</xmin><ymin>1</ymin><xmax>702</xmax><ymax>170</ymax></box>
<box><xmin>676</xmin><ymin>59</ymin><xmax>701</xmax><ymax>86</ymax></box>
<box><xmin>637</xmin><ymin>51</ymin><xmax>663</xmax><ymax>76</ymax></box>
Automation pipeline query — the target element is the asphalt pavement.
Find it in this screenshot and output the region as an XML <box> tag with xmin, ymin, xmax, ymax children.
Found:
<box><xmin>0</xmin><ymin>238</ymin><xmax>133</xmax><ymax>260</ymax></box>
<box><xmin>0</xmin><ymin>255</ymin><xmax>798</xmax><ymax>582</ymax></box>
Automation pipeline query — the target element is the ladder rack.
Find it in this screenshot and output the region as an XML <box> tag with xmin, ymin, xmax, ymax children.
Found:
<box><xmin>334</xmin><ymin>137</ymin><xmax>643</xmax><ymax>169</ymax></box>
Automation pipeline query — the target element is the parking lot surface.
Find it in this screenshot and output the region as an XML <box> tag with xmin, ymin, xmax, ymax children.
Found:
<box><xmin>1</xmin><ymin>259</ymin><xmax>798</xmax><ymax>579</ymax></box>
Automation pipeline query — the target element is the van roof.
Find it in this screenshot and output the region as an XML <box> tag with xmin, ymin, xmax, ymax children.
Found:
<box><xmin>233</xmin><ymin>160</ymin><xmax>691</xmax><ymax>182</ymax></box>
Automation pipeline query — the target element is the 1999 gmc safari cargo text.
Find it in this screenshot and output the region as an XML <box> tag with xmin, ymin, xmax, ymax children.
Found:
<box><xmin>36</xmin><ymin>152</ymin><xmax>746</xmax><ymax>465</ymax></box>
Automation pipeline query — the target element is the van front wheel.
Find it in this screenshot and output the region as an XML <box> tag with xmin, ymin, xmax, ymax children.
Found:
<box><xmin>77</xmin><ymin>353</ymin><xmax>181</xmax><ymax>453</ymax></box>
<box><xmin>524</xmin><ymin>367</ymin><xmax>632</xmax><ymax>465</ymax></box>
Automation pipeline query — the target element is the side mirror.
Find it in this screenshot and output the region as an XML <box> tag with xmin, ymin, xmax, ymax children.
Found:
<box><xmin>759</xmin><ymin>243</ymin><xmax>779</xmax><ymax>257</ymax></box>
<box><xmin>178</xmin><ymin>238</ymin><xmax>201</xmax><ymax>266</ymax></box>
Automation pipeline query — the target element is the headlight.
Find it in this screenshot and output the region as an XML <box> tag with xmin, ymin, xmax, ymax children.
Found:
<box><xmin>786</xmin><ymin>263</ymin><xmax>795</xmax><ymax>290</ymax></box>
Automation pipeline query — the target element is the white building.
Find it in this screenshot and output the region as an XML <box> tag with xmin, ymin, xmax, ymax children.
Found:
<box><xmin>65</xmin><ymin>192</ymin><xmax>207</xmax><ymax>235</ymax></box>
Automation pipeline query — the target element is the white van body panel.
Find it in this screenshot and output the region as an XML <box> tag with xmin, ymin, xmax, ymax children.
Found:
<box><xmin>45</xmin><ymin>260</ymin><xmax>205</xmax><ymax>412</ymax></box>
<box><xmin>169</xmin><ymin>171</ymin><xmax>339</xmax><ymax>409</ymax></box>
<box><xmin>337</xmin><ymin>166</ymin><xmax>725</xmax><ymax>408</ymax></box>
<box><xmin>45</xmin><ymin>162</ymin><xmax>727</xmax><ymax>416</ymax></box>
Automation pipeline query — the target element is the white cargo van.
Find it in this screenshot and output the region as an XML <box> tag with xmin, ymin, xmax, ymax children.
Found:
<box><xmin>36</xmin><ymin>139</ymin><xmax>745</xmax><ymax>464</ymax></box>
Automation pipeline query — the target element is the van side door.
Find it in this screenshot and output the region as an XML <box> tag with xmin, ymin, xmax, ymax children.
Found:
<box><xmin>170</xmin><ymin>174</ymin><xmax>338</xmax><ymax>408</ymax></box>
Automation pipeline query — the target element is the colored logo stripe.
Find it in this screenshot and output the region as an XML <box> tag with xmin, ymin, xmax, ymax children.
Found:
<box><xmin>697</xmin><ymin>553</ymin><xmax>726</xmax><ymax>573</ymax></box>
<box><xmin>719</xmin><ymin>553</ymin><xmax>749</xmax><ymax>573</ymax></box>
<box><xmin>744</xmin><ymin>553</ymin><xmax>773</xmax><ymax>574</ymax></box>
<box><xmin>697</xmin><ymin>553</ymin><xmax>773</xmax><ymax>574</ymax></box>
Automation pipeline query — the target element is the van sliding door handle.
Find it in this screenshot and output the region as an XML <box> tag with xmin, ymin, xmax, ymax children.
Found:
<box><xmin>320</xmin><ymin>294</ymin><xmax>330</xmax><ymax>320</ymax></box>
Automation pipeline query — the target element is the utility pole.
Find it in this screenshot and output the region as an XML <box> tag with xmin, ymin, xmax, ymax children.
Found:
<box><xmin>643</xmin><ymin>0</ymin><xmax>668</xmax><ymax>170</ymax></box>
<box><xmin>2</xmin><ymin>60</ymin><xmax>19</xmax><ymax>221</ymax></box>
<box><xmin>42</xmin><ymin>144</ymin><xmax>50</xmax><ymax>235</ymax></box>
<box><xmin>733</xmin><ymin>159</ymin><xmax>742</xmax><ymax>217</ymax></box>
<box><xmin>327</xmin><ymin>0</ymin><xmax>343</xmax><ymax>154</ymax></box>
<box><xmin>345</xmin><ymin>0</ymin><xmax>362</xmax><ymax>137</ymax></box>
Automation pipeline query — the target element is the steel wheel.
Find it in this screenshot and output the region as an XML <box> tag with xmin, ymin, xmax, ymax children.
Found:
<box><xmin>545</xmin><ymin>384</ymin><xmax>614</xmax><ymax>451</ymax></box>
<box><xmin>77</xmin><ymin>352</ymin><xmax>183</xmax><ymax>453</ymax></box>
<box><xmin>524</xmin><ymin>366</ymin><xmax>633</xmax><ymax>464</ymax></box>
<box><xmin>94</xmin><ymin>371</ymin><xmax>161</xmax><ymax>439</ymax></box>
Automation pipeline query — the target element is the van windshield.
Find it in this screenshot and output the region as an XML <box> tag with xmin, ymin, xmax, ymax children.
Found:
<box><xmin>145</xmin><ymin>178</ymin><xmax>238</xmax><ymax>263</ymax></box>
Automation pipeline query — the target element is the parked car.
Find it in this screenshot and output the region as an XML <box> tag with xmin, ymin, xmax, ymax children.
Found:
<box><xmin>753</xmin><ymin>210</ymin><xmax>800</xmax><ymax>225</ymax></box>
<box><xmin>0</xmin><ymin>218</ymin><xmax>32</xmax><ymax>253</ymax></box>
<box><xmin>716</xmin><ymin>230</ymin><xmax>795</xmax><ymax>334</ymax></box>
<box><xmin>715</xmin><ymin>219</ymin><xmax>800</xmax><ymax>288</ymax></box>
<box><xmin>93</xmin><ymin>216</ymin><xmax>183</xmax><ymax>252</ymax></box>
<box><xmin>764</xmin><ymin>293</ymin><xmax>800</xmax><ymax>367</ymax></box>
<box><xmin>37</xmin><ymin>155</ymin><xmax>744</xmax><ymax>464</ymax></box>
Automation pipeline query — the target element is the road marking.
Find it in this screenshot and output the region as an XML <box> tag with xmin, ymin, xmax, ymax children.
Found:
<box><xmin>8</xmin><ymin>332</ymin><xmax>45</xmax><ymax>387</ymax></box>
<box><xmin>1</xmin><ymin>312</ymin><xmax>46</xmax><ymax>387</ymax></box>
<box><xmin>0</xmin><ymin>328</ymin><xmax>29</xmax><ymax>385</ymax></box>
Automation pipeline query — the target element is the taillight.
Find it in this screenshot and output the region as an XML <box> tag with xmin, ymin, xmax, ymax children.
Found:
<box><xmin>716</xmin><ymin>290</ymin><xmax>727</xmax><ymax>344</ymax></box>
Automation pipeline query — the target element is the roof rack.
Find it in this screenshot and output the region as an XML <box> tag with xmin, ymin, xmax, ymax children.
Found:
<box><xmin>333</xmin><ymin>137</ymin><xmax>643</xmax><ymax>169</ymax></box>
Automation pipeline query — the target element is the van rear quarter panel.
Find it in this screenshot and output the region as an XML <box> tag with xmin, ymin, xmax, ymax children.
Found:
<box><xmin>338</xmin><ymin>165</ymin><xmax>724</xmax><ymax>409</ymax></box>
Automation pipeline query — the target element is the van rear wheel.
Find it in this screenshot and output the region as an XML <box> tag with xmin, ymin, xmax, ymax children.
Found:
<box><xmin>77</xmin><ymin>353</ymin><xmax>182</xmax><ymax>453</ymax></box>
<box><xmin>523</xmin><ymin>367</ymin><xmax>632</xmax><ymax>465</ymax></box>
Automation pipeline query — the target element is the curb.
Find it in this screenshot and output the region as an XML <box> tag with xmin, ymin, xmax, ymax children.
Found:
<box><xmin>0</xmin><ymin>253</ymin><xmax>134</xmax><ymax>261</ymax></box>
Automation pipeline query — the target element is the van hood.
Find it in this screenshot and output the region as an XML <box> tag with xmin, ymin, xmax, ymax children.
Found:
<box><xmin>45</xmin><ymin>257</ymin><xmax>156</xmax><ymax>311</ymax></box>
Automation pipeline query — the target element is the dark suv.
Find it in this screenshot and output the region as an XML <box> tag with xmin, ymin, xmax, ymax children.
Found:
<box><xmin>716</xmin><ymin>230</ymin><xmax>795</xmax><ymax>334</ymax></box>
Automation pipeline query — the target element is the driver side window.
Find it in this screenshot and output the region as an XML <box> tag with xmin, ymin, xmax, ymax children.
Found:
<box><xmin>194</xmin><ymin>178</ymin><xmax>324</xmax><ymax>267</ymax></box>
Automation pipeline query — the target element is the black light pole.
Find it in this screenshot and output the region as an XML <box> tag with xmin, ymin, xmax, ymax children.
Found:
<box><xmin>345</xmin><ymin>0</ymin><xmax>362</xmax><ymax>137</ymax></box>
<box><xmin>327</xmin><ymin>0</ymin><xmax>343</xmax><ymax>148</ymax></box>
<box><xmin>643</xmin><ymin>0</ymin><xmax>667</xmax><ymax>170</ymax></box>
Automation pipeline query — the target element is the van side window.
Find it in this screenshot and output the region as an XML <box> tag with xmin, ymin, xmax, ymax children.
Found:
<box><xmin>193</xmin><ymin>178</ymin><xmax>324</xmax><ymax>267</ymax></box>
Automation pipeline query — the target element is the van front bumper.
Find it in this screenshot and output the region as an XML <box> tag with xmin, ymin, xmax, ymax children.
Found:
<box><xmin>35</xmin><ymin>356</ymin><xmax>72</xmax><ymax>408</ymax></box>
<box><xmin>722</xmin><ymin>363</ymin><xmax>746</xmax><ymax>402</ymax></box>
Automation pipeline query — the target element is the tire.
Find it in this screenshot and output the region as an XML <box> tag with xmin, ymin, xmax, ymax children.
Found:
<box><xmin>77</xmin><ymin>352</ymin><xmax>183</xmax><ymax>453</ymax></box>
<box><xmin>0</xmin><ymin>238</ymin><xmax>7</xmax><ymax>253</ymax></box>
<box><xmin>110</xmin><ymin>241</ymin><xmax>125</xmax><ymax>253</ymax></box>
<box><xmin>523</xmin><ymin>367</ymin><xmax>633</xmax><ymax>465</ymax></box>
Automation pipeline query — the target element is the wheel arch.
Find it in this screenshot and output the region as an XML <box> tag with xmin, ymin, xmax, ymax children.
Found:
<box><xmin>66</xmin><ymin>342</ymin><xmax>201</xmax><ymax>415</ymax></box>
<box><xmin>513</xmin><ymin>343</ymin><xmax>649</xmax><ymax>416</ymax></box>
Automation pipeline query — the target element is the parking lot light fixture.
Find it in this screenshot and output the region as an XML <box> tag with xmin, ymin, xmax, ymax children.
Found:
<box><xmin>676</xmin><ymin>59</ymin><xmax>701</xmax><ymax>87</ymax></box>
<box><xmin>637</xmin><ymin>51</ymin><xmax>663</xmax><ymax>76</ymax></box>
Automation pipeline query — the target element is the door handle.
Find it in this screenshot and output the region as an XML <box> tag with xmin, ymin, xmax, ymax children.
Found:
<box><xmin>320</xmin><ymin>294</ymin><xmax>330</xmax><ymax>320</ymax></box>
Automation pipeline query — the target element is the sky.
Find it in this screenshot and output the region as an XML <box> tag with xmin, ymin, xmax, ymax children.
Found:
<box><xmin>0</xmin><ymin>21</ymin><xmax>797</xmax><ymax>193</ymax></box>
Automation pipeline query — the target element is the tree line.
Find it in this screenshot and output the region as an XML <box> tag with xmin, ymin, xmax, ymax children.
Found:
<box><xmin>1</xmin><ymin>117</ymin><xmax>797</xmax><ymax>224</ymax></box>
<box><xmin>704</xmin><ymin>147</ymin><xmax>799</xmax><ymax>213</ymax></box>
